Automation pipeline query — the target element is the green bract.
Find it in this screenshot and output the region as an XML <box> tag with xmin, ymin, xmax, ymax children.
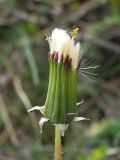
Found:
<box><xmin>44</xmin><ymin>55</ymin><xmax>77</xmax><ymax>123</ymax></box>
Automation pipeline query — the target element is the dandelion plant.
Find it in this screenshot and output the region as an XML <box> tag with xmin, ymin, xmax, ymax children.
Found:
<box><xmin>28</xmin><ymin>27</ymin><xmax>88</xmax><ymax>160</ymax></box>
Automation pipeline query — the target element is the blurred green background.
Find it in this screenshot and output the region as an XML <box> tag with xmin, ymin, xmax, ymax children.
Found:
<box><xmin>0</xmin><ymin>0</ymin><xmax>120</xmax><ymax>159</ymax></box>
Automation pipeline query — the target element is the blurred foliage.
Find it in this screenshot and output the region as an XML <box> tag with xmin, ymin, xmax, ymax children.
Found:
<box><xmin>0</xmin><ymin>0</ymin><xmax>120</xmax><ymax>160</ymax></box>
<box><xmin>76</xmin><ymin>146</ymin><xmax>107</xmax><ymax>160</ymax></box>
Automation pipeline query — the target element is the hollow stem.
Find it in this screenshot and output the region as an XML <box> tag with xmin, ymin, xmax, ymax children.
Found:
<box><xmin>54</xmin><ymin>126</ymin><xmax>62</xmax><ymax>160</ymax></box>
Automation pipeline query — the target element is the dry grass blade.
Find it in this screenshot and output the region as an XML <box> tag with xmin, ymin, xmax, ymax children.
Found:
<box><xmin>13</xmin><ymin>76</ymin><xmax>40</xmax><ymax>137</ymax></box>
<box><xmin>0</xmin><ymin>94</ymin><xmax>19</xmax><ymax>146</ymax></box>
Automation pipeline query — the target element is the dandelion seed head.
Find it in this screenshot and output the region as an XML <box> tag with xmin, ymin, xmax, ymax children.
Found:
<box><xmin>28</xmin><ymin>28</ymin><xmax>91</xmax><ymax>135</ymax></box>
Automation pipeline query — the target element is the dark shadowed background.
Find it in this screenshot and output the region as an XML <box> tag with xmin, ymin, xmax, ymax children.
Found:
<box><xmin>0</xmin><ymin>0</ymin><xmax>120</xmax><ymax>160</ymax></box>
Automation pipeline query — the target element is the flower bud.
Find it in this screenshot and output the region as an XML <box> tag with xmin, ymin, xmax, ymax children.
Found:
<box><xmin>44</xmin><ymin>28</ymin><xmax>81</xmax><ymax>123</ymax></box>
<box><xmin>28</xmin><ymin>28</ymin><xmax>87</xmax><ymax>135</ymax></box>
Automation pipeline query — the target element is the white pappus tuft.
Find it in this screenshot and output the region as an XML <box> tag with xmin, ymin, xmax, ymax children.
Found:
<box><xmin>46</xmin><ymin>28</ymin><xmax>82</xmax><ymax>70</ymax></box>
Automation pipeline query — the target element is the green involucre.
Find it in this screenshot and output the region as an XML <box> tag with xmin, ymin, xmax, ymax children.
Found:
<box><xmin>44</xmin><ymin>58</ymin><xmax>77</xmax><ymax>124</ymax></box>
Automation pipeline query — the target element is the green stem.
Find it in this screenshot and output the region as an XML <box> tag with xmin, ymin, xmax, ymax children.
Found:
<box><xmin>54</xmin><ymin>126</ymin><xmax>62</xmax><ymax>160</ymax></box>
